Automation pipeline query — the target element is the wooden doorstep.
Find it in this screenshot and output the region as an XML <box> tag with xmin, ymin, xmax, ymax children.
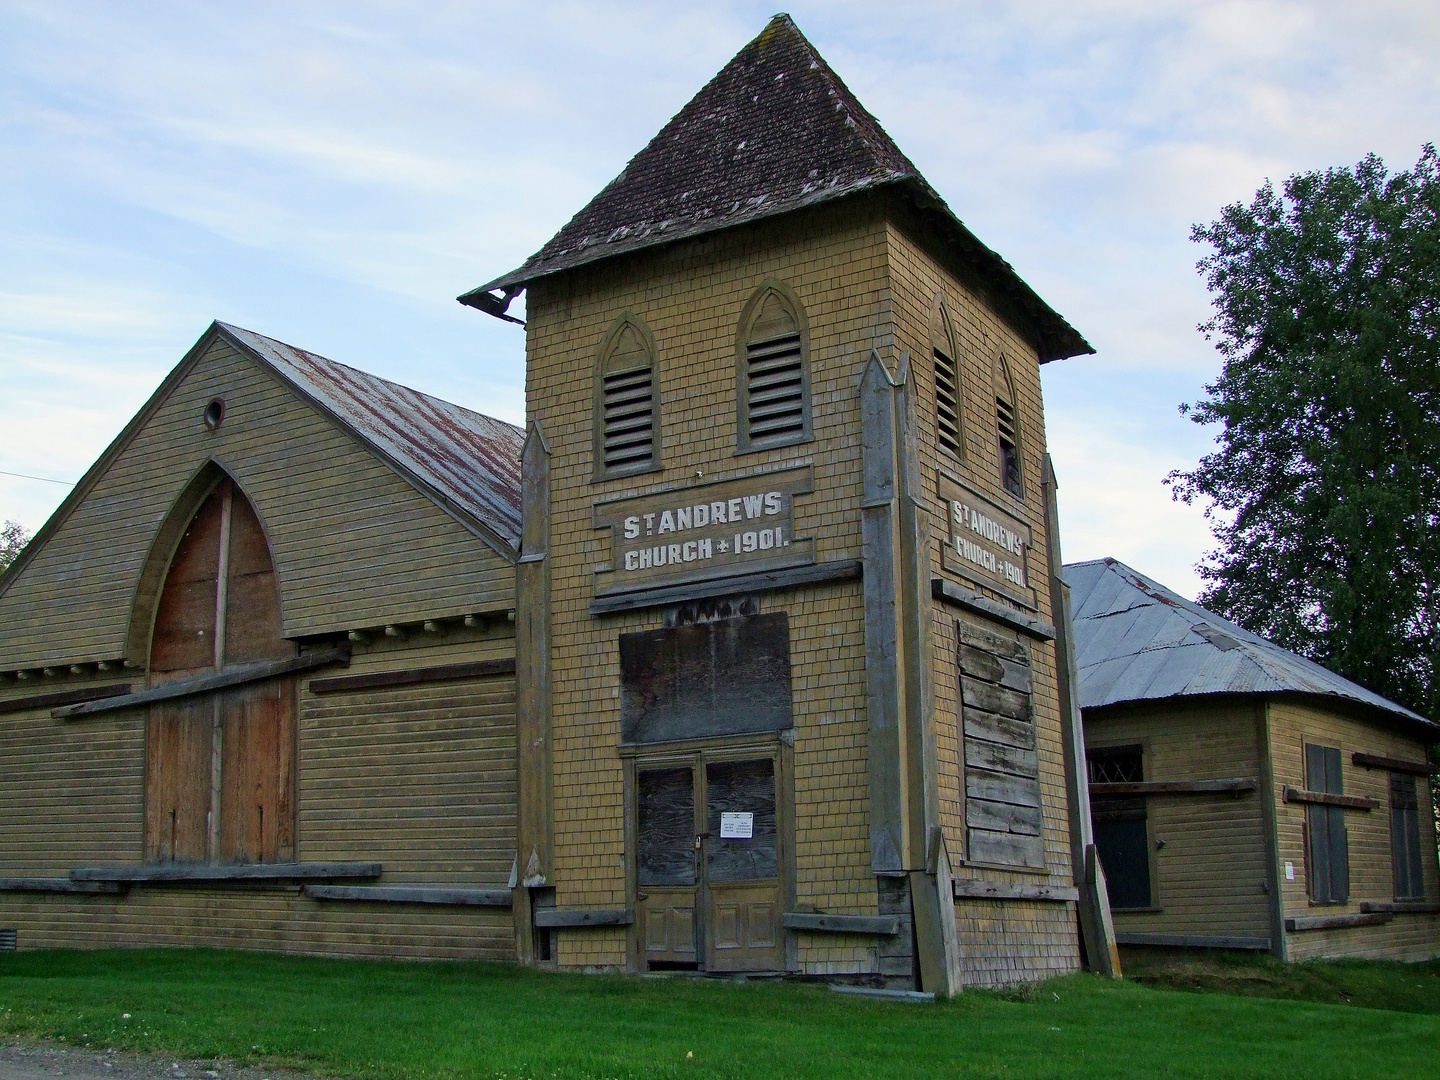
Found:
<box><xmin>1284</xmin><ymin>911</ymin><xmax>1393</xmax><ymax>932</ymax></box>
<box><xmin>303</xmin><ymin>885</ymin><xmax>512</xmax><ymax>907</ymax></box>
<box><xmin>1281</xmin><ymin>786</ymin><xmax>1378</xmax><ymax>811</ymax></box>
<box><xmin>931</xmin><ymin>579</ymin><xmax>1056</xmax><ymax>641</ymax></box>
<box><xmin>1352</xmin><ymin>752</ymin><xmax>1438</xmax><ymax>776</ymax></box>
<box><xmin>0</xmin><ymin>684</ymin><xmax>132</xmax><ymax>716</ymax></box>
<box><xmin>781</xmin><ymin>913</ymin><xmax>900</xmax><ymax>935</ymax></box>
<box><xmin>308</xmin><ymin>658</ymin><xmax>516</xmax><ymax>695</ymax></box>
<box><xmin>1091</xmin><ymin>778</ymin><xmax>1257</xmax><ymax>797</ymax></box>
<box><xmin>1115</xmin><ymin>932</ymin><xmax>1270</xmax><ymax>950</ymax></box>
<box><xmin>0</xmin><ymin>877</ymin><xmax>126</xmax><ymax>895</ymax></box>
<box><xmin>70</xmin><ymin>862</ymin><xmax>381</xmax><ymax>884</ymax></box>
<box><xmin>951</xmin><ymin>880</ymin><xmax>1078</xmax><ymax>903</ymax></box>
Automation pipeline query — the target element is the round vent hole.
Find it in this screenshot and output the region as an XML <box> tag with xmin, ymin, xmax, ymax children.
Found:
<box><xmin>204</xmin><ymin>398</ymin><xmax>226</xmax><ymax>430</ymax></box>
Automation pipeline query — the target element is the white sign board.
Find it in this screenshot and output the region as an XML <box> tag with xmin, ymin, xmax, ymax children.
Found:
<box><xmin>719</xmin><ymin>812</ymin><xmax>754</xmax><ymax>839</ymax></box>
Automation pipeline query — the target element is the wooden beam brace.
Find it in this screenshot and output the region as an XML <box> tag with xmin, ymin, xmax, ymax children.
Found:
<box><xmin>0</xmin><ymin>684</ymin><xmax>132</xmax><ymax>716</ymax></box>
<box><xmin>0</xmin><ymin>877</ymin><xmax>126</xmax><ymax>895</ymax></box>
<box><xmin>781</xmin><ymin>912</ymin><xmax>900</xmax><ymax>935</ymax></box>
<box><xmin>1282</xmin><ymin>786</ymin><xmax>1378</xmax><ymax>811</ymax></box>
<box><xmin>55</xmin><ymin>649</ymin><xmax>349</xmax><ymax>719</ymax></box>
<box><xmin>532</xmin><ymin>908</ymin><xmax>633</xmax><ymax>928</ymax></box>
<box><xmin>70</xmin><ymin>862</ymin><xmax>381</xmax><ymax>883</ymax></box>
<box><xmin>590</xmin><ymin>560</ymin><xmax>861</xmax><ymax>615</ymax></box>
<box><xmin>303</xmin><ymin>885</ymin><xmax>512</xmax><ymax>907</ymax></box>
<box><xmin>1090</xmin><ymin>778</ymin><xmax>1258</xmax><ymax>797</ymax></box>
<box><xmin>1352</xmin><ymin>752</ymin><xmax>1438</xmax><ymax>776</ymax></box>
<box><xmin>1114</xmin><ymin>932</ymin><xmax>1270</xmax><ymax>950</ymax></box>
<box><xmin>1359</xmin><ymin>900</ymin><xmax>1440</xmax><ymax>915</ymax></box>
<box><xmin>309</xmin><ymin>658</ymin><xmax>516</xmax><ymax>695</ymax></box>
<box><xmin>931</xmin><ymin>579</ymin><xmax>1056</xmax><ymax>641</ymax></box>
<box><xmin>1284</xmin><ymin>912</ymin><xmax>1392</xmax><ymax>932</ymax></box>
<box><xmin>952</xmin><ymin>879</ymin><xmax>1079</xmax><ymax>902</ymax></box>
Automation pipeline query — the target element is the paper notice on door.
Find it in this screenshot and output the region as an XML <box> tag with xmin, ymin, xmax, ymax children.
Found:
<box><xmin>720</xmin><ymin>812</ymin><xmax>754</xmax><ymax>839</ymax></box>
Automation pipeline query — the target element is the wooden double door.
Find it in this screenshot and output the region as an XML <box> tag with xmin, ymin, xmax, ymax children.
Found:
<box><xmin>635</xmin><ymin>750</ymin><xmax>785</xmax><ymax>972</ymax></box>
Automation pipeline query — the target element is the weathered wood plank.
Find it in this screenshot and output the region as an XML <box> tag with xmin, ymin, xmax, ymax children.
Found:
<box><xmin>957</xmin><ymin>615</ymin><xmax>1027</xmax><ymax>662</ymax></box>
<box><xmin>0</xmin><ymin>684</ymin><xmax>132</xmax><ymax>716</ymax></box>
<box><xmin>951</xmin><ymin>879</ymin><xmax>1078</xmax><ymax>902</ymax></box>
<box><xmin>965</xmin><ymin>797</ymin><xmax>1042</xmax><ymax>836</ymax></box>
<box><xmin>957</xmin><ymin>645</ymin><xmax>1032</xmax><ymax>693</ymax></box>
<box><xmin>532</xmin><ymin>908</ymin><xmax>633</xmax><ymax>928</ymax></box>
<box><xmin>0</xmin><ymin>877</ymin><xmax>125</xmax><ymax>895</ymax></box>
<box><xmin>965</xmin><ymin>738</ymin><xmax>1037</xmax><ymax>778</ymax></box>
<box><xmin>933</xmin><ymin>579</ymin><xmax>1055</xmax><ymax>641</ymax></box>
<box><xmin>1352</xmin><ymin>752</ymin><xmax>1437</xmax><ymax>776</ymax></box>
<box><xmin>303</xmin><ymin>885</ymin><xmax>512</xmax><ymax>907</ymax></box>
<box><xmin>964</xmin><ymin>767</ymin><xmax>1040</xmax><ymax>808</ymax></box>
<box><xmin>1282</xmin><ymin>786</ymin><xmax>1378</xmax><ymax>811</ymax></box>
<box><xmin>1089</xmin><ymin>778</ymin><xmax>1258</xmax><ymax>796</ymax></box>
<box><xmin>309</xmin><ymin>659</ymin><xmax>516</xmax><ymax>695</ymax></box>
<box><xmin>56</xmin><ymin>649</ymin><xmax>349</xmax><ymax>718</ymax></box>
<box><xmin>781</xmin><ymin>912</ymin><xmax>900</xmax><ymax>935</ymax></box>
<box><xmin>70</xmin><ymin>862</ymin><xmax>381</xmax><ymax>883</ymax></box>
<box><xmin>1284</xmin><ymin>912</ymin><xmax>1392</xmax><ymax>932</ymax></box>
<box><xmin>962</xmin><ymin>679</ymin><xmax>1031</xmax><ymax>722</ymax></box>
<box><xmin>966</xmin><ymin>829</ymin><xmax>1046</xmax><ymax>870</ymax></box>
<box><xmin>589</xmin><ymin>559</ymin><xmax>861</xmax><ymax>615</ymax></box>
<box><xmin>1359</xmin><ymin>900</ymin><xmax>1440</xmax><ymax>915</ymax></box>
<box><xmin>1115</xmin><ymin>932</ymin><xmax>1270</xmax><ymax>950</ymax></box>
<box><xmin>963</xmin><ymin>707</ymin><xmax>1035</xmax><ymax>751</ymax></box>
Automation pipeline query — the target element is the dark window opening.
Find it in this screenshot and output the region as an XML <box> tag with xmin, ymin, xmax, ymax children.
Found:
<box><xmin>1088</xmin><ymin>746</ymin><xmax>1152</xmax><ymax>909</ymax></box>
<box><xmin>1391</xmin><ymin>772</ymin><xmax>1426</xmax><ymax>900</ymax></box>
<box><xmin>934</xmin><ymin>347</ymin><xmax>962</xmax><ymax>459</ymax></box>
<box><xmin>997</xmin><ymin>396</ymin><xmax>1023</xmax><ymax>499</ymax></box>
<box><xmin>1305</xmin><ymin>743</ymin><xmax>1350</xmax><ymax>904</ymax></box>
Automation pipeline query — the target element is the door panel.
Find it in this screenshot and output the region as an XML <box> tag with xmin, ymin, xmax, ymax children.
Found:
<box><xmin>709</xmin><ymin>882</ymin><xmax>781</xmax><ymax>970</ymax></box>
<box><xmin>640</xmin><ymin>888</ymin><xmax>697</xmax><ymax>965</ymax></box>
<box><xmin>637</xmin><ymin>767</ymin><xmax>698</xmax><ymax>967</ymax></box>
<box><xmin>705</xmin><ymin>757</ymin><xmax>782</xmax><ymax>972</ymax></box>
<box><xmin>218</xmin><ymin>676</ymin><xmax>297</xmax><ymax>864</ymax></box>
<box><xmin>144</xmin><ymin>698</ymin><xmax>212</xmax><ymax>863</ymax></box>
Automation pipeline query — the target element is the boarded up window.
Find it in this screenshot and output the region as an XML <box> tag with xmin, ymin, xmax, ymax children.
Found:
<box><xmin>145</xmin><ymin>478</ymin><xmax>296</xmax><ymax>865</ymax></box>
<box><xmin>595</xmin><ymin>317</ymin><xmax>659</xmax><ymax>479</ymax></box>
<box><xmin>1305</xmin><ymin>743</ymin><xmax>1349</xmax><ymax>904</ymax></box>
<box><xmin>620</xmin><ymin>613</ymin><xmax>792</xmax><ymax>744</ymax></box>
<box><xmin>737</xmin><ymin>288</ymin><xmax>811</xmax><ymax>452</ymax></box>
<box><xmin>1088</xmin><ymin>746</ymin><xmax>1152</xmax><ymax>909</ymax></box>
<box><xmin>705</xmin><ymin>758</ymin><xmax>778</xmax><ymax>883</ymax></box>
<box><xmin>638</xmin><ymin>767</ymin><xmax>696</xmax><ymax>887</ymax></box>
<box><xmin>958</xmin><ymin>616</ymin><xmax>1044</xmax><ymax>869</ymax></box>
<box><xmin>1390</xmin><ymin>772</ymin><xmax>1426</xmax><ymax>900</ymax></box>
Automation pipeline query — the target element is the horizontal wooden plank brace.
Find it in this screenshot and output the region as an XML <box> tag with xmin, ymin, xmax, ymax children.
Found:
<box><xmin>70</xmin><ymin>862</ymin><xmax>381</xmax><ymax>884</ymax></box>
<box><xmin>55</xmin><ymin>649</ymin><xmax>350</xmax><ymax>718</ymax></box>
<box><xmin>1284</xmin><ymin>912</ymin><xmax>1393</xmax><ymax>932</ymax></box>
<box><xmin>1352</xmin><ymin>752</ymin><xmax>1438</xmax><ymax>776</ymax></box>
<box><xmin>931</xmin><ymin>579</ymin><xmax>1055</xmax><ymax>641</ymax></box>
<box><xmin>532</xmin><ymin>908</ymin><xmax>633</xmax><ymax>928</ymax></box>
<box><xmin>951</xmin><ymin>880</ymin><xmax>1078</xmax><ymax>903</ymax></box>
<box><xmin>0</xmin><ymin>684</ymin><xmax>133</xmax><ymax>716</ymax></box>
<box><xmin>0</xmin><ymin>877</ymin><xmax>126</xmax><ymax>895</ymax></box>
<box><xmin>309</xmin><ymin>658</ymin><xmax>516</xmax><ymax>695</ymax></box>
<box><xmin>1282</xmin><ymin>786</ymin><xmax>1378</xmax><ymax>811</ymax></box>
<box><xmin>1360</xmin><ymin>900</ymin><xmax>1440</xmax><ymax>915</ymax></box>
<box><xmin>781</xmin><ymin>913</ymin><xmax>900</xmax><ymax>935</ymax></box>
<box><xmin>591</xmin><ymin>560</ymin><xmax>861</xmax><ymax>615</ymax></box>
<box><xmin>1090</xmin><ymin>778</ymin><xmax>1257</xmax><ymax>797</ymax></box>
<box><xmin>302</xmin><ymin>885</ymin><xmax>512</xmax><ymax>907</ymax></box>
<box><xmin>1114</xmin><ymin>932</ymin><xmax>1270</xmax><ymax>950</ymax></box>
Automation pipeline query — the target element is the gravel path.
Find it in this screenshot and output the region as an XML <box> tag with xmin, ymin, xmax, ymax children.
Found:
<box><xmin>0</xmin><ymin>1041</ymin><xmax>329</xmax><ymax>1080</ymax></box>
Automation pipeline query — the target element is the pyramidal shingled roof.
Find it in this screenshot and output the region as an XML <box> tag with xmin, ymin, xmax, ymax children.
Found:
<box><xmin>462</xmin><ymin>14</ymin><xmax>1092</xmax><ymax>362</ymax></box>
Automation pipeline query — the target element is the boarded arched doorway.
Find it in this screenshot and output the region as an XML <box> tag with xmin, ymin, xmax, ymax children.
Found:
<box><xmin>145</xmin><ymin>476</ymin><xmax>297</xmax><ymax>864</ymax></box>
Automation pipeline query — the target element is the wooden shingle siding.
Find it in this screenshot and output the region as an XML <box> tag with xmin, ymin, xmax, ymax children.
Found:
<box><xmin>1085</xmin><ymin>701</ymin><xmax>1271</xmax><ymax>941</ymax></box>
<box><xmin>1267</xmin><ymin>699</ymin><xmax>1440</xmax><ymax>960</ymax></box>
<box><xmin>0</xmin><ymin>338</ymin><xmax>515</xmax><ymax>672</ymax></box>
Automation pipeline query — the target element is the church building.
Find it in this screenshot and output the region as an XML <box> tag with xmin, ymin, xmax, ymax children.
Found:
<box><xmin>0</xmin><ymin>15</ymin><xmax>1108</xmax><ymax>990</ymax></box>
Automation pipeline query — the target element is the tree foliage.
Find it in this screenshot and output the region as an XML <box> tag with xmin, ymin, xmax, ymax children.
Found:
<box><xmin>1169</xmin><ymin>145</ymin><xmax>1440</xmax><ymax>720</ymax></box>
<box><xmin>0</xmin><ymin>519</ymin><xmax>30</xmax><ymax>574</ymax></box>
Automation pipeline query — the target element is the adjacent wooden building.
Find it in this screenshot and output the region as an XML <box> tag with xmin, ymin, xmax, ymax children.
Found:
<box><xmin>1</xmin><ymin>16</ymin><xmax>1120</xmax><ymax>989</ymax></box>
<box><xmin>1069</xmin><ymin>557</ymin><xmax>1440</xmax><ymax>961</ymax></box>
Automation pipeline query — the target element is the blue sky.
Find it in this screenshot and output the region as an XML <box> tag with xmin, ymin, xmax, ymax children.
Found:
<box><xmin>3</xmin><ymin>1</ymin><xmax>1438</xmax><ymax>597</ymax></box>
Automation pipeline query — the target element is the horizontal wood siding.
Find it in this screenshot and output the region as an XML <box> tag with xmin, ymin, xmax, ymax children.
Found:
<box><xmin>299</xmin><ymin>635</ymin><xmax>517</xmax><ymax>886</ymax></box>
<box><xmin>1267</xmin><ymin>699</ymin><xmax>1440</xmax><ymax>961</ymax></box>
<box><xmin>0</xmin><ymin>338</ymin><xmax>515</xmax><ymax>671</ymax></box>
<box><xmin>1085</xmin><ymin>700</ymin><xmax>1271</xmax><ymax>940</ymax></box>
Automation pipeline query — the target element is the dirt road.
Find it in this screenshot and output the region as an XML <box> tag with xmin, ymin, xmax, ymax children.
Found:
<box><xmin>0</xmin><ymin>1041</ymin><xmax>326</xmax><ymax>1080</ymax></box>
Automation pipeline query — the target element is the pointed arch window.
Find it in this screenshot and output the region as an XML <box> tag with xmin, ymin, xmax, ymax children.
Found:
<box><xmin>931</xmin><ymin>298</ymin><xmax>965</xmax><ymax>462</ymax></box>
<box><xmin>145</xmin><ymin>475</ymin><xmax>296</xmax><ymax>865</ymax></box>
<box><xmin>737</xmin><ymin>283</ymin><xmax>812</xmax><ymax>453</ymax></box>
<box><xmin>994</xmin><ymin>353</ymin><xmax>1024</xmax><ymax>500</ymax></box>
<box><xmin>595</xmin><ymin>314</ymin><xmax>660</xmax><ymax>480</ymax></box>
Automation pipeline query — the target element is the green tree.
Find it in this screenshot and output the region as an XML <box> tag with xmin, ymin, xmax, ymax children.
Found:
<box><xmin>0</xmin><ymin>519</ymin><xmax>30</xmax><ymax>573</ymax></box>
<box><xmin>1169</xmin><ymin>145</ymin><xmax>1440</xmax><ymax>720</ymax></box>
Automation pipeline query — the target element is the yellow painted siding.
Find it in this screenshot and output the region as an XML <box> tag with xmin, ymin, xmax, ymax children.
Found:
<box><xmin>1267</xmin><ymin>699</ymin><xmax>1440</xmax><ymax>961</ymax></box>
<box><xmin>1086</xmin><ymin>701</ymin><xmax>1272</xmax><ymax>941</ymax></box>
<box><xmin>0</xmin><ymin>337</ymin><xmax>515</xmax><ymax>672</ymax></box>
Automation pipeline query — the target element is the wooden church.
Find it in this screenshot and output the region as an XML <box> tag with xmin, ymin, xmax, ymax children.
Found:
<box><xmin>0</xmin><ymin>15</ymin><xmax>1115</xmax><ymax>990</ymax></box>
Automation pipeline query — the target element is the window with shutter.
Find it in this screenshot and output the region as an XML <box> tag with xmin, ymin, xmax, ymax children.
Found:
<box><xmin>594</xmin><ymin>315</ymin><xmax>660</xmax><ymax>480</ymax></box>
<box><xmin>1304</xmin><ymin>743</ymin><xmax>1350</xmax><ymax>904</ymax></box>
<box><xmin>737</xmin><ymin>284</ymin><xmax>811</xmax><ymax>453</ymax></box>
<box><xmin>994</xmin><ymin>353</ymin><xmax>1024</xmax><ymax>500</ymax></box>
<box><xmin>931</xmin><ymin>298</ymin><xmax>965</xmax><ymax>461</ymax></box>
<box><xmin>1390</xmin><ymin>772</ymin><xmax>1426</xmax><ymax>899</ymax></box>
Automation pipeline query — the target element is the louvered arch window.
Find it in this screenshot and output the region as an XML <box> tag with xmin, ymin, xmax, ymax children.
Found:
<box><xmin>737</xmin><ymin>283</ymin><xmax>812</xmax><ymax>453</ymax></box>
<box><xmin>931</xmin><ymin>298</ymin><xmax>965</xmax><ymax>461</ymax></box>
<box><xmin>994</xmin><ymin>352</ymin><xmax>1024</xmax><ymax>500</ymax></box>
<box><xmin>594</xmin><ymin>314</ymin><xmax>660</xmax><ymax>479</ymax></box>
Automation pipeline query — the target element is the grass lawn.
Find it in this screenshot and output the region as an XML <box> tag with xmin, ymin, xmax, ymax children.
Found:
<box><xmin>1</xmin><ymin>949</ymin><xmax>1438</xmax><ymax>1080</ymax></box>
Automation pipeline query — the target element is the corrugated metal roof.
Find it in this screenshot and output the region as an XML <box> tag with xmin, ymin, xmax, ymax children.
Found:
<box><xmin>1064</xmin><ymin>557</ymin><xmax>1434</xmax><ymax>729</ymax></box>
<box><xmin>220</xmin><ymin>324</ymin><xmax>524</xmax><ymax>556</ymax></box>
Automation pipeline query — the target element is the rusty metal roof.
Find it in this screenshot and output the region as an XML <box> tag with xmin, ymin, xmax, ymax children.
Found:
<box><xmin>1064</xmin><ymin>557</ymin><xmax>1434</xmax><ymax>730</ymax></box>
<box><xmin>461</xmin><ymin>14</ymin><xmax>1092</xmax><ymax>363</ymax></box>
<box><xmin>220</xmin><ymin>324</ymin><xmax>524</xmax><ymax>557</ymax></box>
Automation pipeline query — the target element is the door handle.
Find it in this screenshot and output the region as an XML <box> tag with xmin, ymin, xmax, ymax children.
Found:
<box><xmin>636</xmin><ymin>892</ymin><xmax>648</xmax><ymax>901</ymax></box>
